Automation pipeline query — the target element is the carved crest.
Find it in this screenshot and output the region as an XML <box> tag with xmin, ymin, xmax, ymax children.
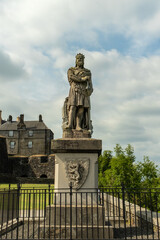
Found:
<box><xmin>65</xmin><ymin>158</ymin><xmax>90</xmax><ymax>190</ymax></box>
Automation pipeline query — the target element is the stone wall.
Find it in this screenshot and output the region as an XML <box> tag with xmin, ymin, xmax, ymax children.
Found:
<box><xmin>9</xmin><ymin>156</ymin><xmax>35</xmax><ymax>178</ymax></box>
<box><xmin>0</xmin><ymin>136</ymin><xmax>10</xmax><ymax>173</ymax></box>
<box><xmin>29</xmin><ymin>154</ymin><xmax>55</xmax><ymax>179</ymax></box>
<box><xmin>8</xmin><ymin>154</ymin><xmax>55</xmax><ymax>180</ymax></box>
<box><xmin>103</xmin><ymin>193</ymin><xmax>160</xmax><ymax>234</ymax></box>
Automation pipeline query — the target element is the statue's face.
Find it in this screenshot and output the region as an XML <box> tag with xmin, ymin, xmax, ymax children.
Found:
<box><xmin>76</xmin><ymin>55</ymin><xmax>84</xmax><ymax>67</ymax></box>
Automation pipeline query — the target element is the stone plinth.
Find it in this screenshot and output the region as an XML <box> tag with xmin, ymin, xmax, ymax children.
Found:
<box><xmin>51</xmin><ymin>138</ymin><xmax>101</xmax><ymax>155</ymax></box>
<box><xmin>43</xmin><ymin>138</ymin><xmax>113</xmax><ymax>239</ymax></box>
<box><xmin>46</xmin><ymin>204</ymin><xmax>105</xmax><ymax>226</ymax></box>
<box><xmin>40</xmin><ymin>204</ymin><xmax>114</xmax><ymax>239</ymax></box>
<box><xmin>51</xmin><ymin>138</ymin><xmax>102</xmax><ymax>192</ymax></box>
<box><xmin>63</xmin><ymin>129</ymin><xmax>91</xmax><ymax>138</ymax></box>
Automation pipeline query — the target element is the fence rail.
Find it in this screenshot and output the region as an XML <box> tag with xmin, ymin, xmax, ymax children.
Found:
<box><xmin>0</xmin><ymin>185</ymin><xmax>160</xmax><ymax>239</ymax></box>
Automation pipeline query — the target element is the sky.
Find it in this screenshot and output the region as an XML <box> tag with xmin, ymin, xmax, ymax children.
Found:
<box><xmin>0</xmin><ymin>0</ymin><xmax>160</xmax><ymax>165</ymax></box>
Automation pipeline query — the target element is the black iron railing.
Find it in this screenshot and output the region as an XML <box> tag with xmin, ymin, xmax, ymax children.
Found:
<box><xmin>0</xmin><ymin>185</ymin><xmax>160</xmax><ymax>239</ymax></box>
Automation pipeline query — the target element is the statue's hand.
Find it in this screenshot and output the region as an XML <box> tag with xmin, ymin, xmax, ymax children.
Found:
<box><xmin>81</xmin><ymin>76</ymin><xmax>89</xmax><ymax>81</ymax></box>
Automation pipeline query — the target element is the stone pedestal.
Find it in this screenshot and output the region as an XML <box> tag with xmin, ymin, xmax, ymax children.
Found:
<box><xmin>43</xmin><ymin>138</ymin><xmax>114</xmax><ymax>239</ymax></box>
<box><xmin>51</xmin><ymin>138</ymin><xmax>102</xmax><ymax>192</ymax></box>
<box><xmin>40</xmin><ymin>204</ymin><xmax>113</xmax><ymax>239</ymax></box>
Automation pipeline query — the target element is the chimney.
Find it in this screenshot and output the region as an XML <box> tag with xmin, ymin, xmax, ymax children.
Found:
<box><xmin>17</xmin><ymin>114</ymin><xmax>26</xmax><ymax>129</ymax></box>
<box><xmin>8</xmin><ymin>115</ymin><xmax>12</xmax><ymax>122</ymax></box>
<box><xmin>0</xmin><ymin>110</ymin><xmax>2</xmax><ymax>125</ymax></box>
<box><xmin>20</xmin><ymin>114</ymin><xmax>24</xmax><ymax>124</ymax></box>
<box><xmin>39</xmin><ymin>114</ymin><xmax>43</xmax><ymax>122</ymax></box>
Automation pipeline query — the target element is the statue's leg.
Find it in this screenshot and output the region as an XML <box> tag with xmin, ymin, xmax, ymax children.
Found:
<box><xmin>76</xmin><ymin>107</ymin><xmax>84</xmax><ymax>131</ymax></box>
<box><xmin>67</xmin><ymin>106</ymin><xmax>76</xmax><ymax>129</ymax></box>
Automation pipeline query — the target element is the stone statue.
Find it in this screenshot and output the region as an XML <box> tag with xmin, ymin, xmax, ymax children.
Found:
<box><xmin>62</xmin><ymin>53</ymin><xmax>93</xmax><ymax>138</ymax></box>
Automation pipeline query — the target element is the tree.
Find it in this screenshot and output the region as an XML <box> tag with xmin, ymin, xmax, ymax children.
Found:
<box><xmin>98</xmin><ymin>150</ymin><xmax>112</xmax><ymax>187</ymax></box>
<box><xmin>98</xmin><ymin>144</ymin><xmax>159</xmax><ymax>189</ymax></box>
<box><xmin>137</xmin><ymin>156</ymin><xmax>159</xmax><ymax>188</ymax></box>
<box><xmin>107</xmin><ymin>144</ymin><xmax>141</xmax><ymax>188</ymax></box>
<box><xmin>98</xmin><ymin>145</ymin><xmax>160</xmax><ymax>211</ymax></box>
<box><xmin>98</xmin><ymin>150</ymin><xmax>112</xmax><ymax>173</ymax></box>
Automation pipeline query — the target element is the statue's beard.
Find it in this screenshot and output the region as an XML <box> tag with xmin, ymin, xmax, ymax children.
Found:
<box><xmin>76</xmin><ymin>63</ymin><xmax>84</xmax><ymax>68</ymax></box>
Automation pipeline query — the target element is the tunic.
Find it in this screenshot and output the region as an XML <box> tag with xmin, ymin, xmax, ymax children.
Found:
<box><xmin>67</xmin><ymin>67</ymin><xmax>93</xmax><ymax>108</ymax></box>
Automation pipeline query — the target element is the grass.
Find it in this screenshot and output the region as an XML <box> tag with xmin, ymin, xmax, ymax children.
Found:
<box><xmin>0</xmin><ymin>184</ymin><xmax>54</xmax><ymax>210</ymax></box>
<box><xmin>0</xmin><ymin>183</ymin><xmax>54</xmax><ymax>190</ymax></box>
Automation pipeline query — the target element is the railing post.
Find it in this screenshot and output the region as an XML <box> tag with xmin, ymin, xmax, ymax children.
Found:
<box><xmin>121</xmin><ymin>182</ymin><xmax>127</xmax><ymax>239</ymax></box>
<box><xmin>17</xmin><ymin>183</ymin><xmax>21</xmax><ymax>215</ymax></box>
<box><xmin>121</xmin><ymin>183</ymin><xmax>126</xmax><ymax>221</ymax></box>
<box><xmin>43</xmin><ymin>189</ymin><xmax>46</xmax><ymax>239</ymax></box>
<box><xmin>48</xmin><ymin>184</ymin><xmax>51</xmax><ymax>239</ymax></box>
<box><xmin>16</xmin><ymin>183</ymin><xmax>21</xmax><ymax>239</ymax></box>
<box><xmin>70</xmin><ymin>182</ymin><xmax>72</xmax><ymax>240</ymax></box>
<box><xmin>48</xmin><ymin>184</ymin><xmax>51</xmax><ymax>205</ymax></box>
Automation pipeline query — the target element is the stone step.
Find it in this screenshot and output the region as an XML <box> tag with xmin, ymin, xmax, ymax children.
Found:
<box><xmin>105</xmin><ymin>216</ymin><xmax>125</xmax><ymax>227</ymax></box>
<box><xmin>46</xmin><ymin>204</ymin><xmax>106</xmax><ymax>226</ymax></box>
<box><xmin>39</xmin><ymin>224</ymin><xmax>114</xmax><ymax>239</ymax></box>
<box><xmin>0</xmin><ymin>219</ymin><xmax>23</xmax><ymax>236</ymax></box>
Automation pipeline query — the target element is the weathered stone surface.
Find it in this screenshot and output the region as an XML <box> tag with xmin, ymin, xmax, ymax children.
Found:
<box><xmin>46</xmin><ymin>204</ymin><xmax>106</xmax><ymax>226</ymax></box>
<box><xmin>54</xmin><ymin>153</ymin><xmax>98</xmax><ymax>191</ymax></box>
<box><xmin>63</xmin><ymin>128</ymin><xmax>91</xmax><ymax>138</ymax></box>
<box><xmin>29</xmin><ymin>154</ymin><xmax>55</xmax><ymax>179</ymax></box>
<box><xmin>8</xmin><ymin>154</ymin><xmax>55</xmax><ymax>179</ymax></box>
<box><xmin>40</xmin><ymin>204</ymin><xmax>114</xmax><ymax>239</ymax></box>
<box><xmin>52</xmin><ymin>138</ymin><xmax>101</xmax><ymax>191</ymax></box>
<box><xmin>40</xmin><ymin>224</ymin><xmax>113</xmax><ymax>239</ymax></box>
<box><xmin>62</xmin><ymin>53</ymin><xmax>93</xmax><ymax>137</ymax></box>
<box><xmin>51</xmin><ymin>138</ymin><xmax>102</xmax><ymax>155</ymax></box>
<box><xmin>9</xmin><ymin>155</ymin><xmax>32</xmax><ymax>177</ymax></box>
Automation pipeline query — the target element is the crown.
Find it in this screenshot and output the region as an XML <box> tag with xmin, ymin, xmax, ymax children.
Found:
<box><xmin>76</xmin><ymin>53</ymin><xmax>85</xmax><ymax>59</ymax></box>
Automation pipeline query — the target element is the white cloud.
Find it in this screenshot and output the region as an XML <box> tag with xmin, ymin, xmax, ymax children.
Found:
<box><xmin>0</xmin><ymin>0</ymin><xmax>160</xmax><ymax>165</ymax></box>
<box><xmin>0</xmin><ymin>50</ymin><xmax>27</xmax><ymax>80</ymax></box>
<box><xmin>0</xmin><ymin>0</ymin><xmax>160</xmax><ymax>54</ymax></box>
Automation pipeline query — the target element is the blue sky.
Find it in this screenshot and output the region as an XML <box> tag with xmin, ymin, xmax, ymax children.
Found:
<box><xmin>0</xmin><ymin>0</ymin><xmax>160</xmax><ymax>165</ymax></box>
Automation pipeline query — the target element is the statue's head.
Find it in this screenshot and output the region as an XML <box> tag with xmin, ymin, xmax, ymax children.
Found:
<box><xmin>75</xmin><ymin>53</ymin><xmax>85</xmax><ymax>67</ymax></box>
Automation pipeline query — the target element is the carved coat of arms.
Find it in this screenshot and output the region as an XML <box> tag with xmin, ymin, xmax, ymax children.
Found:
<box><xmin>65</xmin><ymin>158</ymin><xmax>90</xmax><ymax>190</ymax></box>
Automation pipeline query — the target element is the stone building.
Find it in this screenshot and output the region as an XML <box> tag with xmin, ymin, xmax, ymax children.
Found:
<box><xmin>0</xmin><ymin>113</ymin><xmax>54</xmax><ymax>156</ymax></box>
<box><xmin>0</xmin><ymin>111</ymin><xmax>55</xmax><ymax>180</ymax></box>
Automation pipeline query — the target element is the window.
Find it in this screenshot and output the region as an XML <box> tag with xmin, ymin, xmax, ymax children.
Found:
<box><xmin>8</xmin><ymin>131</ymin><xmax>14</xmax><ymax>137</ymax></box>
<box><xmin>10</xmin><ymin>141</ymin><xmax>15</xmax><ymax>149</ymax></box>
<box><xmin>28</xmin><ymin>141</ymin><xmax>32</xmax><ymax>148</ymax></box>
<box><xmin>28</xmin><ymin>130</ymin><xmax>33</xmax><ymax>137</ymax></box>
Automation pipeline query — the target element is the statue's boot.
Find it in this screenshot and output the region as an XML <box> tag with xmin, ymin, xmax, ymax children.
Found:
<box><xmin>66</xmin><ymin>106</ymin><xmax>76</xmax><ymax>129</ymax></box>
<box><xmin>76</xmin><ymin>107</ymin><xmax>84</xmax><ymax>131</ymax></box>
<box><xmin>76</xmin><ymin>117</ymin><xmax>82</xmax><ymax>131</ymax></box>
<box><xmin>76</xmin><ymin>126</ymin><xmax>82</xmax><ymax>131</ymax></box>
